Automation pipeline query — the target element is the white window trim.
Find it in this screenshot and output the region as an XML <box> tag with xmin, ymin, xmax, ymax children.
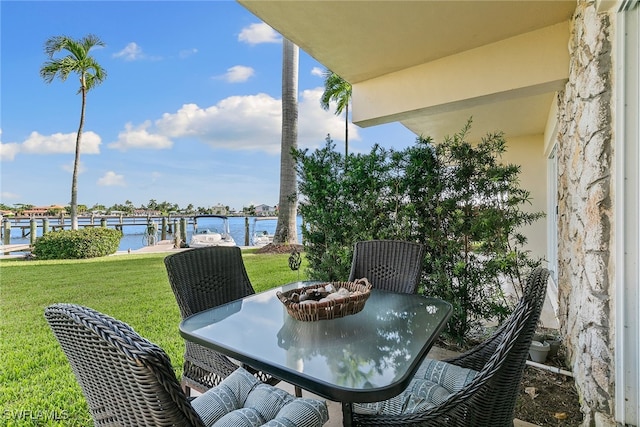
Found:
<box><xmin>614</xmin><ymin>0</ymin><xmax>640</xmax><ymax>424</ymax></box>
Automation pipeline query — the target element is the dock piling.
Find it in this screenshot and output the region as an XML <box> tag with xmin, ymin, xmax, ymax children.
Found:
<box><xmin>3</xmin><ymin>219</ymin><xmax>10</xmax><ymax>246</ymax></box>
<box><xmin>30</xmin><ymin>219</ymin><xmax>37</xmax><ymax>246</ymax></box>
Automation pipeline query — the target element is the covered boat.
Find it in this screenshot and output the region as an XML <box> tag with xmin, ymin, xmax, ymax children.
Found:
<box><xmin>251</xmin><ymin>216</ymin><xmax>277</xmax><ymax>246</ymax></box>
<box><xmin>189</xmin><ymin>215</ymin><xmax>236</xmax><ymax>247</ymax></box>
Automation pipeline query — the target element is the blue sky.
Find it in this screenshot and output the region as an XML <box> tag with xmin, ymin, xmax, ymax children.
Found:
<box><xmin>0</xmin><ymin>1</ymin><xmax>417</xmax><ymax>212</ymax></box>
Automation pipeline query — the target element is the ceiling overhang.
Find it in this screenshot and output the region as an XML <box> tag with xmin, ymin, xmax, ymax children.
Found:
<box><xmin>239</xmin><ymin>0</ymin><xmax>575</xmax><ymax>141</ymax></box>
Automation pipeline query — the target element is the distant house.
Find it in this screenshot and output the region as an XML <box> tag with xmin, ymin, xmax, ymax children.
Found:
<box><xmin>23</xmin><ymin>205</ymin><xmax>65</xmax><ymax>216</ymax></box>
<box><xmin>211</xmin><ymin>204</ymin><xmax>228</xmax><ymax>215</ymax></box>
<box><xmin>255</xmin><ymin>204</ymin><xmax>276</xmax><ymax>216</ymax></box>
<box><xmin>133</xmin><ymin>209</ymin><xmax>162</xmax><ymax>216</ymax></box>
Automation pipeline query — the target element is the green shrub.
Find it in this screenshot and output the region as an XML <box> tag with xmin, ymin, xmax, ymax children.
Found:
<box><xmin>294</xmin><ymin>136</ymin><xmax>401</xmax><ymax>281</ymax></box>
<box><xmin>33</xmin><ymin>227</ymin><xmax>122</xmax><ymax>259</ymax></box>
<box><xmin>295</xmin><ymin>120</ymin><xmax>544</xmax><ymax>342</ymax></box>
<box><xmin>405</xmin><ymin>123</ymin><xmax>543</xmax><ymax>340</ymax></box>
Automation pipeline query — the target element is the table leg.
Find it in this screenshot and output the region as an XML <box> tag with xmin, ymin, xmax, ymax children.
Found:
<box><xmin>341</xmin><ymin>402</ymin><xmax>353</xmax><ymax>427</ymax></box>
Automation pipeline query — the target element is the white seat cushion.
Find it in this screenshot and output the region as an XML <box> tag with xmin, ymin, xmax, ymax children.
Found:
<box><xmin>354</xmin><ymin>358</ymin><xmax>478</xmax><ymax>416</ymax></box>
<box><xmin>192</xmin><ymin>367</ymin><xmax>328</xmax><ymax>426</ymax></box>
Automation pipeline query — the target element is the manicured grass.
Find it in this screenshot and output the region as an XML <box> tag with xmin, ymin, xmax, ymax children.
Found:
<box><xmin>0</xmin><ymin>251</ymin><xmax>307</xmax><ymax>426</ymax></box>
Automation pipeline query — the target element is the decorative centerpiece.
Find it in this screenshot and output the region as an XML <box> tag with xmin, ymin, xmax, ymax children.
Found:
<box><xmin>277</xmin><ymin>278</ymin><xmax>372</xmax><ymax>321</ymax></box>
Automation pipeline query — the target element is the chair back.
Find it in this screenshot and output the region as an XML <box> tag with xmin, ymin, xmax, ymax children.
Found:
<box><xmin>351</xmin><ymin>267</ymin><xmax>550</xmax><ymax>426</ymax></box>
<box><xmin>164</xmin><ymin>246</ymin><xmax>255</xmax><ymax>318</ymax></box>
<box><xmin>458</xmin><ymin>267</ymin><xmax>549</xmax><ymax>421</ymax></box>
<box><xmin>165</xmin><ymin>246</ymin><xmax>275</xmax><ymax>393</ymax></box>
<box><xmin>348</xmin><ymin>240</ymin><xmax>425</xmax><ymax>293</ymax></box>
<box><xmin>45</xmin><ymin>303</ymin><xmax>204</xmax><ymax>427</ymax></box>
<box><xmin>429</xmin><ymin>267</ymin><xmax>550</xmax><ymax>425</ymax></box>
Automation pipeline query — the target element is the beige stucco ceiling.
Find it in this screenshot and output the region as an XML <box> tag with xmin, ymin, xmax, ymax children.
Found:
<box><xmin>239</xmin><ymin>0</ymin><xmax>576</xmax><ymax>140</ymax></box>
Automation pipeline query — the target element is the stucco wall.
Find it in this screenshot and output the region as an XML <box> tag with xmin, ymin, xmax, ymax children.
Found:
<box><xmin>501</xmin><ymin>135</ymin><xmax>547</xmax><ymax>261</ymax></box>
<box><xmin>556</xmin><ymin>1</ymin><xmax>616</xmax><ymax>425</ymax></box>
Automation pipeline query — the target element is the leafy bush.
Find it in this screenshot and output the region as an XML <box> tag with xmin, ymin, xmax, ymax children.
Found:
<box><xmin>33</xmin><ymin>227</ymin><xmax>122</xmax><ymax>259</ymax></box>
<box><xmin>404</xmin><ymin>123</ymin><xmax>543</xmax><ymax>339</ymax></box>
<box><xmin>295</xmin><ymin>121</ymin><xmax>544</xmax><ymax>341</ymax></box>
<box><xmin>294</xmin><ymin>136</ymin><xmax>402</xmax><ymax>281</ymax></box>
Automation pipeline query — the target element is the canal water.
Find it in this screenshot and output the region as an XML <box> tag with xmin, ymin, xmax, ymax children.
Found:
<box><xmin>5</xmin><ymin>216</ymin><xmax>303</xmax><ymax>252</ymax></box>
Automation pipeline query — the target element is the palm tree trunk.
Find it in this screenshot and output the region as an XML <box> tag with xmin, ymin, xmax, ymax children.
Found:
<box><xmin>274</xmin><ymin>38</ymin><xmax>299</xmax><ymax>244</ymax></box>
<box><xmin>71</xmin><ymin>84</ymin><xmax>86</xmax><ymax>230</ymax></box>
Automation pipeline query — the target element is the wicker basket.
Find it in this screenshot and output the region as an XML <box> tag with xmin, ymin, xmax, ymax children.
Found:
<box><xmin>276</xmin><ymin>278</ymin><xmax>372</xmax><ymax>321</ymax></box>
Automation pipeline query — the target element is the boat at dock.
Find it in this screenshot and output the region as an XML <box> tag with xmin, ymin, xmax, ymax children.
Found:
<box><xmin>2</xmin><ymin>214</ymin><xmax>301</xmax><ymax>252</ymax></box>
<box><xmin>251</xmin><ymin>216</ymin><xmax>277</xmax><ymax>246</ymax></box>
<box><xmin>189</xmin><ymin>215</ymin><xmax>236</xmax><ymax>248</ymax></box>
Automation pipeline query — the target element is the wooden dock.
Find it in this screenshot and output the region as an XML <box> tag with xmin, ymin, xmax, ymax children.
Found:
<box><xmin>1</xmin><ymin>244</ymin><xmax>32</xmax><ymax>255</ymax></box>
<box><xmin>1</xmin><ymin>214</ymin><xmax>194</xmax><ymax>242</ymax></box>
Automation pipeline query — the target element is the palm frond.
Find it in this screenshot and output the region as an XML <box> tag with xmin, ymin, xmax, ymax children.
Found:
<box><xmin>320</xmin><ymin>69</ymin><xmax>352</xmax><ymax>115</ymax></box>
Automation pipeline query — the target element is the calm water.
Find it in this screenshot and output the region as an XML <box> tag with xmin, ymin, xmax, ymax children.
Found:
<box><xmin>5</xmin><ymin>216</ymin><xmax>303</xmax><ymax>252</ymax></box>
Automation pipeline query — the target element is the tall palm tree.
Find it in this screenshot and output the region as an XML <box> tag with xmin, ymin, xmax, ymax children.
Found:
<box><xmin>273</xmin><ymin>38</ymin><xmax>299</xmax><ymax>245</ymax></box>
<box><xmin>320</xmin><ymin>70</ymin><xmax>352</xmax><ymax>163</ymax></box>
<box><xmin>40</xmin><ymin>34</ymin><xmax>107</xmax><ymax>230</ymax></box>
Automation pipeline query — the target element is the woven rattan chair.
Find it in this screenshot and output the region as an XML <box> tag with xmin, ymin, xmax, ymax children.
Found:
<box><xmin>45</xmin><ymin>303</ymin><xmax>328</xmax><ymax>427</ymax></box>
<box><xmin>165</xmin><ymin>246</ymin><xmax>279</xmax><ymax>395</ymax></box>
<box><xmin>348</xmin><ymin>240</ymin><xmax>425</xmax><ymax>293</ymax></box>
<box><xmin>351</xmin><ymin>267</ymin><xmax>550</xmax><ymax>426</ymax></box>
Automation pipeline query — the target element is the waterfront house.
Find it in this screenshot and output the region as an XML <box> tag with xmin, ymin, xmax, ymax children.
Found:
<box><xmin>238</xmin><ymin>1</ymin><xmax>640</xmax><ymax>424</ymax></box>
<box><xmin>255</xmin><ymin>204</ymin><xmax>277</xmax><ymax>216</ymax></box>
<box><xmin>22</xmin><ymin>205</ymin><xmax>66</xmax><ymax>216</ymax></box>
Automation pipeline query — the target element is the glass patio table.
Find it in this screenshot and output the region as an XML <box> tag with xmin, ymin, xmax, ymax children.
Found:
<box><xmin>179</xmin><ymin>281</ymin><xmax>452</xmax><ymax>426</ymax></box>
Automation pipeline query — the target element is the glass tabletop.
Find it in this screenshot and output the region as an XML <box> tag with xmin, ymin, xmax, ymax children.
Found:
<box><xmin>179</xmin><ymin>281</ymin><xmax>452</xmax><ymax>403</ymax></box>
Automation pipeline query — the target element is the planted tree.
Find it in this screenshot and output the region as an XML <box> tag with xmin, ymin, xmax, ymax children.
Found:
<box><xmin>40</xmin><ymin>34</ymin><xmax>107</xmax><ymax>230</ymax></box>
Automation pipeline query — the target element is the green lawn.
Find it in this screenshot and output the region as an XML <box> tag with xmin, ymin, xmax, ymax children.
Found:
<box><xmin>0</xmin><ymin>251</ymin><xmax>307</xmax><ymax>426</ymax></box>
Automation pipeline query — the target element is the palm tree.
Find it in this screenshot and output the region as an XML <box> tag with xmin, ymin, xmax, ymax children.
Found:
<box><xmin>273</xmin><ymin>38</ymin><xmax>299</xmax><ymax>245</ymax></box>
<box><xmin>320</xmin><ymin>70</ymin><xmax>352</xmax><ymax>164</ymax></box>
<box><xmin>40</xmin><ymin>34</ymin><xmax>107</xmax><ymax>230</ymax></box>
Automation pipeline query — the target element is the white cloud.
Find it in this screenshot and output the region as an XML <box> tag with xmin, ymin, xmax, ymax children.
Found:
<box><xmin>0</xmin><ymin>142</ymin><xmax>21</xmax><ymax>161</ymax></box>
<box><xmin>311</xmin><ymin>67</ymin><xmax>325</xmax><ymax>77</ymax></box>
<box><xmin>109</xmin><ymin>88</ymin><xmax>358</xmax><ymax>155</ymax></box>
<box><xmin>113</xmin><ymin>42</ymin><xmax>144</xmax><ymax>61</ymax></box>
<box><xmin>97</xmin><ymin>171</ymin><xmax>126</xmax><ymax>187</ymax></box>
<box><xmin>108</xmin><ymin>121</ymin><xmax>173</xmax><ymax>151</ymax></box>
<box><xmin>155</xmin><ymin>96</ymin><xmax>282</xmax><ymax>153</ymax></box>
<box><xmin>1</xmin><ymin>131</ymin><xmax>101</xmax><ymax>161</ymax></box>
<box><xmin>221</xmin><ymin>65</ymin><xmax>255</xmax><ymax>83</ymax></box>
<box><xmin>22</xmin><ymin>131</ymin><xmax>101</xmax><ymax>155</ymax></box>
<box><xmin>238</xmin><ymin>23</ymin><xmax>280</xmax><ymax>45</ymax></box>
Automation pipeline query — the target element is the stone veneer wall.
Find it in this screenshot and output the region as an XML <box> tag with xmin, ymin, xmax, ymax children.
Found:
<box><xmin>556</xmin><ymin>1</ymin><xmax>616</xmax><ymax>425</ymax></box>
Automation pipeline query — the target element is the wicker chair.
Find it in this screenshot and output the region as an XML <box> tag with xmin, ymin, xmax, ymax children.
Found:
<box><xmin>348</xmin><ymin>240</ymin><xmax>425</xmax><ymax>294</ymax></box>
<box><xmin>164</xmin><ymin>246</ymin><xmax>279</xmax><ymax>395</ymax></box>
<box><xmin>351</xmin><ymin>267</ymin><xmax>551</xmax><ymax>426</ymax></box>
<box><xmin>45</xmin><ymin>303</ymin><xmax>328</xmax><ymax>427</ymax></box>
